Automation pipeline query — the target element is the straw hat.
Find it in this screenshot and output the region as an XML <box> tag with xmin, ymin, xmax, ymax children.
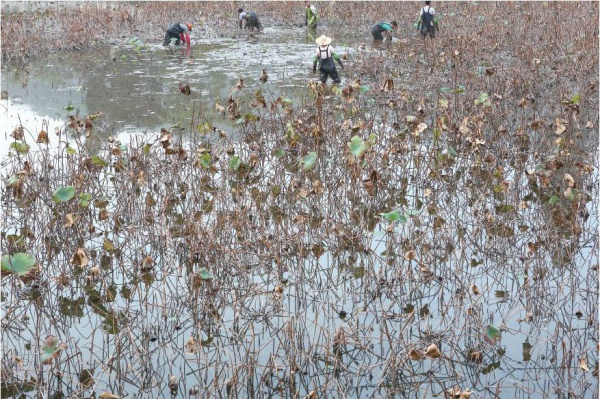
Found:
<box><xmin>315</xmin><ymin>35</ymin><xmax>332</xmax><ymax>46</ymax></box>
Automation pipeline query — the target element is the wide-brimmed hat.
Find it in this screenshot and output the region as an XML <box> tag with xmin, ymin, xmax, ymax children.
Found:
<box><xmin>315</xmin><ymin>35</ymin><xmax>332</xmax><ymax>46</ymax></box>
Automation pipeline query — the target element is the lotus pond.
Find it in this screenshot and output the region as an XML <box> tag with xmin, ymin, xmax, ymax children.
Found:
<box><xmin>1</xmin><ymin>4</ymin><xmax>598</xmax><ymax>399</ymax></box>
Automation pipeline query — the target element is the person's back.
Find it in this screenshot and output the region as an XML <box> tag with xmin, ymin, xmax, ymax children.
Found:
<box><xmin>419</xmin><ymin>1</ymin><xmax>436</xmax><ymax>38</ymax></box>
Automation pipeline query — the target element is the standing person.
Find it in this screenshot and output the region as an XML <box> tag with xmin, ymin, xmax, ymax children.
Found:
<box><xmin>163</xmin><ymin>22</ymin><xmax>192</xmax><ymax>46</ymax></box>
<box><xmin>418</xmin><ymin>1</ymin><xmax>436</xmax><ymax>38</ymax></box>
<box><xmin>305</xmin><ymin>2</ymin><xmax>318</xmax><ymax>29</ymax></box>
<box><xmin>238</xmin><ymin>8</ymin><xmax>263</xmax><ymax>32</ymax></box>
<box><xmin>371</xmin><ymin>21</ymin><xmax>398</xmax><ymax>41</ymax></box>
<box><xmin>312</xmin><ymin>35</ymin><xmax>344</xmax><ymax>84</ymax></box>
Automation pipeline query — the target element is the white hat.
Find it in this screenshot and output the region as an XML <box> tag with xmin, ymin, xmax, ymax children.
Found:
<box><xmin>315</xmin><ymin>35</ymin><xmax>332</xmax><ymax>46</ymax></box>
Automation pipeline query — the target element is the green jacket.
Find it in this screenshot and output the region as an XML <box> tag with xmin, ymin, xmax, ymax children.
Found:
<box><xmin>305</xmin><ymin>5</ymin><xmax>318</xmax><ymax>29</ymax></box>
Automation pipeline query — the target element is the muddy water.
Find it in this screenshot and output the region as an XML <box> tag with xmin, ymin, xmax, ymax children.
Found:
<box><xmin>1</xmin><ymin>26</ymin><xmax>364</xmax><ymax>157</ymax></box>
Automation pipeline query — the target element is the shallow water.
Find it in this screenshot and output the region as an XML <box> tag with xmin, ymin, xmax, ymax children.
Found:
<box><xmin>1</xmin><ymin>26</ymin><xmax>365</xmax><ymax>157</ymax></box>
<box><xmin>1</xmin><ymin>25</ymin><xmax>598</xmax><ymax>399</ymax></box>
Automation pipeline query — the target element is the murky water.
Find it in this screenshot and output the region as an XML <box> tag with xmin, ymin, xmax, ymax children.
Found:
<box><xmin>1</xmin><ymin>26</ymin><xmax>364</xmax><ymax>157</ymax></box>
<box><xmin>1</xmin><ymin>25</ymin><xmax>598</xmax><ymax>399</ymax></box>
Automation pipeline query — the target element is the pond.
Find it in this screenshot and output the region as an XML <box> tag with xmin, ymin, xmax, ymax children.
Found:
<box><xmin>1</xmin><ymin>26</ymin><xmax>367</xmax><ymax>157</ymax></box>
<box><xmin>1</xmin><ymin>25</ymin><xmax>598</xmax><ymax>399</ymax></box>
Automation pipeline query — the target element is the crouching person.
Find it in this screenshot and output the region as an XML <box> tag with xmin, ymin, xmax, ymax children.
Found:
<box><xmin>163</xmin><ymin>22</ymin><xmax>192</xmax><ymax>46</ymax></box>
<box><xmin>238</xmin><ymin>8</ymin><xmax>263</xmax><ymax>32</ymax></box>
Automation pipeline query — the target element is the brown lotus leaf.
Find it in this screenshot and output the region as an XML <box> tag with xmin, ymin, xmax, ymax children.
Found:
<box><xmin>425</xmin><ymin>343</ymin><xmax>442</xmax><ymax>358</ymax></box>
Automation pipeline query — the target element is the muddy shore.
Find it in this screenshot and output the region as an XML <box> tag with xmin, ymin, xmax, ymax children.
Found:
<box><xmin>1</xmin><ymin>1</ymin><xmax>402</xmax><ymax>63</ymax></box>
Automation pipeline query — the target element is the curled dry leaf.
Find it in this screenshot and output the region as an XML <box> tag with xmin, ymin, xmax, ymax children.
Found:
<box><xmin>11</xmin><ymin>126</ymin><xmax>24</xmax><ymax>140</ymax></box>
<box><xmin>259</xmin><ymin>69</ymin><xmax>268</xmax><ymax>84</ymax></box>
<box><xmin>168</xmin><ymin>375</ymin><xmax>178</xmax><ymax>389</ymax></box>
<box><xmin>408</xmin><ymin>348</ymin><xmax>425</xmax><ymax>361</ymax></box>
<box><xmin>381</xmin><ymin>78</ymin><xmax>394</xmax><ymax>92</ymax></box>
<box><xmin>14</xmin><ymin>355</ymin><xmax>24</xmax><ymax>369</ymax></box>
<box><xmin>137</xmin><ymin>171</ymin><xmax>146</xmax><ymax>186</ymax></box>
<box><xmin>555</xmin><ymin>118</ymin><xmax>567</xmax><ymax>135</ymax></box>
<box><xmin>303</xmin><ymin>390</ymin><xmax>318</xmax><ymax>399</ymax></box>
<box><xmin>312</xmin><ymin>180</ymin><xmax>324</xmax><ymax>195</ymax></box>
<box><xmin>418</xmin><ymin>262</ymin><xmax>435</xmax><ymax>280</ymax></box>
<box><xmin>404</xmin><ymin>250</ymin><xmax>416</xmax><ymax>261</ymax></box>
<box><xmin>273</xmin><ymin>284</ymin><xmax>284</xmax><ymax>295</ymax></box>
<box><xmin>425</xmin><ymin>343</ymin><xmax>442</xmax><ymax>358</ymax></box>
<box><xmin>459</xmin><ymin>389</ymin><xmax>472</xmax><ymax>399</ymax></box>
<box><xmin>140</xmin><ymin>255</ymin><xmax>154</xmax><ymax>271</ymax></box>
<box><xmin>424</xmin><ymin>188</ymin><xmax>432</xmax><ymax>197</ymax></box>
<box><xmin>99</xmin><ymin>392</ymin><xmax>121</xmax><ymax>399</ymax></box>
<box><xmin>37</xmin><ymin>130</ymin><xmax>50</xmax><ymax>144</ymax></box>
<box><xmin>563</xmin><ymin>173</ymin><xmax>575</xmax><ymax>187</ymax></box>
<box><xmin>483</xmin><ymin>152</ymin><xmax>495</xmax><ymax>163</ymax></box>
<box><xmin>185</xmin><ymin>335</ymin><xmax>198</xmax><ymax>354</ymax></box>
<box><xmin>579</xmin><ymin>357</ymin><xmax>589</xmax><ymax>372</ymax></box>
<box><xmin>70</xmin><ymin>248</ymin><xmax>89</xmax><ymax>268</ymax></box>
<box><xmin>90</xmin><ymin>266</ymin><xmax>100</xmax><ymax>278</ymax></box>
<box><xmin>468</xmin><ymin>351</ymin><xmax>483</xmax><ymax>363</ymax></box>
<box><xmin>446</xmin><ymin>386</ymin><xmax>461</xmax><ymax>398</ymax></box>
<box><xmin>471</xmin><ymin>284</ymin><xmax>480</xmax><ymax>295</ymax></box>
<box><xmin>64</xmin><ymin>213</ymin><xmax>74</xmax><ymax>228</ymax></box>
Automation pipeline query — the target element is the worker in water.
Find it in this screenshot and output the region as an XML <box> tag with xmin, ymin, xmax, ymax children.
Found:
<box><xmin>371</xmin><ymin>21</ymin><xmax>398</xmax><ymax>41</ymax></box>
<box><xmin>163</xmin><ymin>22</ymin><xmax>192</xmax><ymax>46</ymax></box>
<box><xmin>238</xmin><ymin>8</ymin><xmax>263</xmax><ymax>32</ymax></box>
<box><xmin>305</xmin><ymin>2</ymin><xmax>318</xmax><ymax>29</ymax></box>
<box><xmin>312</xmin><ymin>34</ymin><xmax>344</xmax><ymax>84</ymax></box>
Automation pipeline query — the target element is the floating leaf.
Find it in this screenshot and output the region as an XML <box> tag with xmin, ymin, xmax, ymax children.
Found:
<box><xmin>10</xmin><ymin>142</ymin><xmax>30</xmax><ymax>154</ymax></box>
<box><xmin>300</xmin><ymin>152</ymin><xmax>318</xmax><ymax>172</ymax></box>
<box><xmin>103</xmin><ymin>238</ymin><xmax>114</xmax><ymax>252</ymax></box>
<box><xmin>52</xmin><ymin>186</ymin><xmax>75</xmax><ymax>203</ymax></box>
<box><xmin>447</xmin><ymin>146</ymin><xmax>458</xmax><ymax>158</ymax></box>
<box><xmin>495</xmin><ymin>204</ymin><xmax>515</xmax><ymax>213</ymax></box>
<box><xmin>381</xmin><ymin>210</ymin><xmax>407</xmax><ymax>223</ymax></box>
<box><xmin>40</xmin><ymin>335</ymin><xmax>67</xmax><ymax>365</ymax></box>
<box><xmin>548</xmin><ymin>195</ymin><xmax>560</xmax><ymax>204</ymax></box>
<box><xmin>7</xmin><ymin>175</ymin><xmax>21</xmax><ymax>188</ymax></box>
<box><xmin>474</xmin><ymin>92</ymin><xmax>491</xmax><ymax>107</ymax></box>
<box><xmin>78</xmin><ymin>193</ymin><xmax>92</xmax><ymax>207</ymax></box>
<box><xmin>272</xmin><ymin>149</ymin><xmax>285</xmax><ymax>158</ymax></box>
<box><xmin>348</xmin><ymin>136</ymin><xmax>368</xmax><ymax>158</ymax></box>
<box><xmin>198</xmin><ymin>153</ymin><xmax>211</xmax><ymax>168</ymax></box>
<box><xmin>198</xmin><ymin>268</ymin><xmax>212</xmax><ymax>280</ymax></box>
<box><xmin>197</xmin><ymin>121</ymin><xmax>212</xmax><ymax>135</ymax></box>
<box><xmin>486</xmin><ymin>325</ymin><xmax>501</xmax><ymax>341</ymax></box>
<box><xmin>229</xmin><ymin>156</ymin><xmax>241</xmax><ymax>170</ymax></box>
<box><xmin>64</xmin><ymin>103</ymin><xmax>75</xmax><ymax>111</ymax></box>
<box><xmin>91</xmin><ymin>156</ymin><xmax>108</xmax><ymax>167</ymax></box>
<box><xmin>1</xmin><ymin>253</ymin><xmax>37</xmax><ymax>276</ymax></box>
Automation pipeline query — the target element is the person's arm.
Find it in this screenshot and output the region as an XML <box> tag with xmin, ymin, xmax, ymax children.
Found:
<box><xmin>333</xmin><ymin>53</ymin><xmax>344</xmax><ymax>69</ymax></box>
<box><xmin>239</xmin><ymin>15</ymin><xmax>243</xmax><ymax>29</ymax></box>
<box><xmin>312</xmin><ymin>55</ymin><xmax>318</xmax><ymax>72</ymax></box>
<box><xmin>184</xmin><ymin>32</ymin><xmax>191</xmax><ymax>46</ymax></box>
<box><xmin>305</xmin><ymin>8</ymin><xmax>308</xmax><ymax>26</ymax></box>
